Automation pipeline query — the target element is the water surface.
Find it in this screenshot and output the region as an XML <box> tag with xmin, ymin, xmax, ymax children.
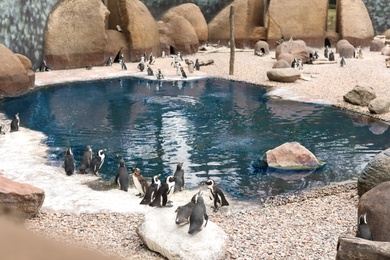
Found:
<box><xmin>1</xmin><ymin>77</ymin><xmax>389</xmax><ymax>200</ymax></box>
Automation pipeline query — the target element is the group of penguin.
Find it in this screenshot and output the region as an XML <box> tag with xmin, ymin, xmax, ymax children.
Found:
<box><xmin>63</xmin><ymin>145</ymin><xmax>107</xmax><ymax>176</ymax></box>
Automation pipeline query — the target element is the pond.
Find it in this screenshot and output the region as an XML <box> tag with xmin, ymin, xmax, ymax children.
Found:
<box><xmin>1</xmin><ymin>77</ymin><xmax>389</xmax><ymax>200</ymax></box>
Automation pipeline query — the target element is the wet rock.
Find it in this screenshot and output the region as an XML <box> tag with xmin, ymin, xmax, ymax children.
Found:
<box><xmin>0</xmin><ymin>175</ymin><xmax>45</xmax><ymax>219</ymax></box>
<box><xmin>358</xmin><ymin>148</ymin><xmax>390</xmax><ymax>196</ymax></box>
<box><xmin>266</xmin><ymin>68</ymin><xmax>301</xmax><ymax>83</ymax></box>
<box><xmin>343</xmin><ymin>85</ymin><xmax>376</xmax><ymax>106</ymax></box>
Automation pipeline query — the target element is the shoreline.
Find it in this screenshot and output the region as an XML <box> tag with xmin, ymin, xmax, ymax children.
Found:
<box><xmin>2</xmin><ymin>47</ymin><xmax>388</xmax><ymax>258</ymax></box>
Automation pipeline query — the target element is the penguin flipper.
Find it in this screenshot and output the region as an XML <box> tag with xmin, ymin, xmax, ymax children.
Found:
<box><xmin>217</xmin><ymin>189</ymin><xmax>229</xmax><ymax>206</ymax></box>
<box><xmin>162</xmin><ymin>192</ymin><xmax>168</xmax><ymax>206</ymax></box>
<box><xmin>204</xmin><ymin>213</ymin><xmax>209</xmax><ymax>227</ymax></box>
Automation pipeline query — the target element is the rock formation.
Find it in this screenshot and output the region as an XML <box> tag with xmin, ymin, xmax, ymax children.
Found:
<box><xmin>0</xmin><ymin>44</ymin><xmax>34</xmax><ymax>97</ymax></box>
<box><xmin>336</xmin><ymin>235</ymin><xmax>390</xmax><ymax>259</ymax></box>
<box><xmin>275</xmin><ymin>39</ymin><xmax>310</xmax><ymax>63</ymax></box>
<box><xmin>266</xmin><ymin>68</ymin><xmax>301</xmax><ymax>83</ymax></box>
<box><xmin>343</xmin><ymin>85</ymin><xmax>376</xmax><ymax>106</ymax></box>
<box><xmin>370</xmin><ymin>39</ymin><xmax>385</xmax><ymax>52</ymax></box>
<box><xmin>208</xmin><ymin>0</ymin><xmax>267</xmax><ymax>48</ymax></box>
<box><xmin>358</xmin><ymin>148</ymin><xmax>390</xmax><ymax>196</ymax></box>
<box><xmin>267</xmin><ymin>0</ymin><xmax>328</xmax><ymax>49</ymax></box>
<box><xmin>0</xmin><ymin>175</ymin><xmax>45</xmax><ymax>219</ymax></box>
<box><xmin>44</xmin><ymin>0</ymin><xmax>110</xmax><ymax>69</ymax></box>
<box><xmin>336</xmin><ymin>0</ymin><xmax>374</xmax><ymax>47</ymax></box>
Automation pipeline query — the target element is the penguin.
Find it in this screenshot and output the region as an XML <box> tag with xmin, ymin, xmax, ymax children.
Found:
<box><xmin>149</xmin><ymin>52</ymin><xmax>155</xmax><ymax>65</ymax></box>
<box><xmin>173</xmin><ymin>162</ymin><xmax>184</xmax><ymax>192</ymax></box>
<box><xmin>132</xmin><ymin>168</ymin><xmax>149</xmax><ymax>197</ymax></box>
<box><xmin>38</xmin><ymin>60</ymin><xmax>50</xmax><ymax>72</ymax></box>
<box><xmin>156</xmin><ymin>69</ymin><xmax>164</xmax><ymax>80</ymax></box>
<box><xmin>116</xmin><ymin>25</ymin><xmax>123</xmax><ymax>32</ymax></box>
<box><xmin>147</xmin><ymin>65</ymin><xmax>154</xmax><ymax>76</ymax></box>
<box><xmin>64</xmin><ymin>147</ymin><xmax>75</xmax><ymax>176</ymax></box>
<box><xmin>177</xmin><ymin>52</ymin><xmax>183</xmax><ymax>61</ymax></box>
<box><xmin>328</xmin><ymin>50</ymin><xmax>335</xmax><ymax>61</ymax></box>
<box><xmin>90</xmin><ymin>149</ymin><xmax>107</xmax><ymax>176</ymax></box>
<box><xmin>118</xmin><ymin>53</ymin><xmax>124</xmax><ymax>64</ymax></box>
<box><xmin>356</xmin><ymin>213</ymin><xmax>372</xmax><ymax>240</ymax></box>
<box><xmin>10</xmin><ymin>113</ymin><xmax>20</xmax><ymax>132</ymax></box>
<box><xmin>188</xmin><ymin>60</ymin><xmax>194</xmax><ymax>73</ymax></box>
<box><xmin>205</xmin><ymin>179</ymin><xmax>229</xmax><ymax>212</ymax></box>
<box><xmin>79</xmin><ymin>145</ymin><xmax>92</xmax><ymax>174</ymax></box>
<box><xmin>165</xmin><ymin>175</ymin><xmax>176</xmax><ymax>204</ymax></box>
<box><xmin>188</xmin><ymin>191</ymin><xmax>208</xmax><ymax>234</ymax></box>
<box><xmin>340</xmin><ymin>56</ymin><xmax>346</xmax><ymax>67</ymax></box>
<box><xmin>175</xmin><ymin>193</ymin><xmax>197</xmax><ymax>225</ymax></box>
<box><xmin>149</xmin><ymin>175</ymin><xmax>175</xmax><ymax>207</ymax></box>
<box><xmin>180</xmin><ymin>66</ymin><xmax>187</xmax><ymax>79</ymax></box>
<box><xmin>176</xmin><ymin>63</ymin><xmax>182</xmax><ymax>76</ymax></box>
<box><xmin>195</xmin><ymin>59</ymin><xmax>200</xmax><ymax>70</ymax></box>
<box><xmin>105</xmin><ymin>57</ymin><xmax>113</xmax><ymax>66</ymax></box>
<box><xmin>297</xmin><ymin>59</ymin><xmax>303</xmax><ymax>70</ymax></box>
<box><xmin>120</xmin><ymin>59</ymin><xmax>127</xmax><ymax>70</ymax></box>
<box><xmin>115</xmin><ymin>159</ymin><xmax>129</xmax><ymax>192</ymax></box>
<box><xmin>324</xmin><ymin>45</ymin><xmax>329</xmax><ymax>58</ymax></box>
<box><xmin>291</xmin><ymin>58</ymin><xmax>297</xmax><ymax>69</ymax></box>
<box><xmin>314</xmin><ymin>51</ymin><xmax>319</xmax><ymax>60</ymax></box>
<box><xmin>171</xmin><ymin>56</ymin><xmax>177</xmax><ymax>67</ymax></box>
<box><xmin>140</xmin><ymin>174</ymin><xmax>161</xmax><ymax>205</ymax></box>
<box><xmin>161</xmin><ymin>50</ymin><xmax>165</xmax><ymax>58</ymax></box>
<box><xmin>137</xmin><ymin>60</ymin><xmax>145</xmax><ymax>72</ymax></box>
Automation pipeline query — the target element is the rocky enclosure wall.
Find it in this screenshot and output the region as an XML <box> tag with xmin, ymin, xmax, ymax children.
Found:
<box><xmin>361</xmin><ymin>0</ymin><xmax>390</xmax><ymax>35</ymax></box>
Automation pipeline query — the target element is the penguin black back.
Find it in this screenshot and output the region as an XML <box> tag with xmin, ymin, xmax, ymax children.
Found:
<box><xmin>10</xmin><ymin>113</ymin><xmax>20</xmax><ymax>132</ymax></box>
<box><xmin>79</xmin><ymin>145</ymin><xmax>92</xmax><ymax>173</ymax></box>
<box><xmin>188</xmin><ymin>191</ymin><xmax>208</xmax><ymax>234</ymax></box>
<box><xmin>64</xmin><ymin>147</ymin><xmax>75</xmax><ymax>176</ymax></box>
<box><xmin>205</xmin><ymin>179</ymin><xmax>229</xmax><ymax>212</ymax></box>
<box><xmin>140</xmin><ymin>174</ymin><xmax>161</xmax><ymax>205</ymax></box>
<box><xmin>175</xmin><ymin>192</ymin><xmax>197</xmax><ymax>225</ymax></box>
<box><xmin>173</xmin><ymin>163</ymin><xmax>184</xmax><ymax>192</ymax></box>
<box><xmin>90</xmin><ymin>149</ymin><xmax>106</xmax><ymax>175</ymax></box>
<box><xmin>357</xmin><ymin>213</ymin><xmax>372</xmax><ymax>240</ymax></box>
<box><xmin>115</xmin><ymin>159</ymin><xmax>129</xmax><ymax>192</ymax></box>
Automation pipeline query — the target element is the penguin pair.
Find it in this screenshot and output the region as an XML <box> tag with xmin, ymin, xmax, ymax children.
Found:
<box><xmin>140</xmin><ymin>174</ymin><xmax>161</xmax><ymax>205</ymax></box>
<box><xmin>64</xmin><ymin>147</ymin><xmax>75</xmax><ymax>176</ymax></box>
<box><xmin>149</xmin><ymin>175</ymin><xmax>176</xmax><ymax>207</ymax></box>
<box><xmin>188</xmin><ymin>191</ymin><xmax>208</xmax><ymax>234</ymax></box>
<box><xmin>205</xmin><ymin>179</ymin><xmax>229</xmax><ymax>212</ymax></box>
<box><xmin>115</xmin><ymin>159</ymin><xmax>129</xmax><ymax>192</ymax></box>
<box><xmin>132</xmin><ymin>168</ymin><xmax>149</xmax><ymax>197</ymax></box>
<box><xmin>173</xmin><ymin>163</ymin><xmax>184</xmax><ymax>192</ymax></box>
<box><xmin>90</xmin><ymin>149</ymin><xmax>107</xmax><ymax>176</ymax></box>
<box><xmin>10</xmin><ymin>113</ymin><xmax>20</xmax><ymax>132</ymax></box>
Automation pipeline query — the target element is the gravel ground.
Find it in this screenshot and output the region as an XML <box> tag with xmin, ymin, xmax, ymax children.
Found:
<box><xmin>20</xmin><ymin>47</ymin><xmax>390</xmax><ymax>259</ymax></box>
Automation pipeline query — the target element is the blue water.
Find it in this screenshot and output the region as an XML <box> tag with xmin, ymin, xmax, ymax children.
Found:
<box><xmin>1</xmin><ymin>77</ymin><xmax>389</xmax><ymax>200</ymax></box>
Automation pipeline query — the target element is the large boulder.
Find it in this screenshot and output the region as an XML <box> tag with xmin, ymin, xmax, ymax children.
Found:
<box><xmin>161</xmin><ymin>3</ymin><xmax>208</xmax><ymax>46</ymax></box>
<box><xmin>267</xmin><ymin>0</ymin><xmax>328</xmax><ymax>49</ymax></box>
<box><xmin>338</xmin><ymin>42</ymin><xmax>355</xmax><ymax>58</ymax></box>
<box><xmin>343</xmin><ymin>85</ymin><xmax>376</xmax><ymax>106</ymax></box>
<box><xmin>275</xmin><ymin>39</ymin><xmax>310</xmax><ymax>63</ymax></box>
<box><xmin>117</xmin><ymin>0</ymin><xmax>160</xmax><ymax>62</ymax></box>
<box><xmin>44</xmin><ymin>0</ymin><xmax>109</xmax><ymax>69</ymax></box>
<box><xmin>104</xmin><ymin>30</ymin><xmax>130</xmax><ymax>63</ymax></box>
<box><xmin>262</xmin><ymin>142</ymin><xmax>322</xmax><ymax>169</ymax></box>
<box><xmin>208</xmin><ymin>0</ymin><xmax>267</xmax><ymax>48</ymax></box>
<box><xmin>336</xmin><ymin>235</ymin><xmax>390</xmax><ymax>259</ymax></box>
<box><xmin>336</xmin><ymin>0</ymin><xmax>374</xmax><ymax>47</ymax></box>
<box><xmin>0</xmin><ymin>176</ymin><xmax>45</xmax><ymax>219</ymax></box>
<box><xmin>381</xmin><ymin>45</ymin><xmax>390</xmax><ymax>56</ymax></box>
<box><xmin>368</xmin><ymin>98</ymin><xmax>390</xmax><ymax>114</ymax></box>
<box><xmin>0</xmin><ymin>44</ymin><xmax>34</xmax><ymax>97</ymax></box>
<box><xmin>358</xmin><ymin>181</ymin><xmax>390</xmax><ymax>241</ymax></box>
<box><xmin>370</xmin><ymin>39</ymin><xmax>385</xmax><ymax>52</ymax></box>
<box><xmin>266</xmin><ymin>68</ymin><xmax>301</xmax><ymax>83</ymax></box>
<box><xmin>272</xmin><ymin>60</ymin><xmax>291</xmax><ymax>69</ymax></box>
<box><xmin>158</xmin><ymin>4</ymin><xmax>205</xmax><ymax>55</ymax></box>
<box><xmin>358</xmin><ymin>148</ymin><xmax>390</xmax><ymax>197</ymax></box>
<box><xmin>277</xmin><ymin>52</ymin><xmax>295</xmax><ymax>65</ymax></box>
<box><xmin>336</xmin><ymin>39</ymin><xmax>351</xmax><ymax>53</ymax></box>
<box><xmin>137</xmin><ymin>203</ymin><xmax>228</xmax><ymax>259</ymax></box>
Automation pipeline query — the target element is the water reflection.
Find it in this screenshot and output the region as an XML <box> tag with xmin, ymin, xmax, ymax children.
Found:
<box><xmin>1</xmin><ymin>77</ymin><xmax>390</xmax><ymax>200</ymax></box>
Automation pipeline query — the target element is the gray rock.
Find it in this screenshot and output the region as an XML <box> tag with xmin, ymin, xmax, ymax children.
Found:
<box><xmin>137</xmin><ymin>201</ymin><xmax>228</xmax><ymax>260</ymax></box>
<box><xmin>272</xmin><ymin>60</ymin><xmax>291</xmax><ymax>69</ymax></box>
<box><xmin>338</xmin><ymin>42</ymin><xmax>355</xmax><ymax>58</ymax></box>
<box><xmin>358</xmin><ymin>181</ymin><xmax>390</xmax><ymax>241</ymax></box>
<box><xmin>343</xmin><ymin>85</ymin><xmax>376</xmax><ymax>106</ymax></box>
<box><xmin>358</xmin><ymin>148</ymin><xmax>390</xmax><ymax>197</ymax></box>
<box><xmin>368</xmin><ymin>98</ymin><xmax>390</xmax><ymax>114</ymax></box>
<box><xmin>370</xmin><ymin>39</ymin><xmax>385</xmax><ymax>52</ymax></box>
<box><xmin>266</xmin><ymin>68</ymin><xmax>301</xmax><ymax>83</ymax></box>
<box><xmin>336</xmin><ymin>235</ymin><xmax>390</xmax><ymax>259</ymax></box>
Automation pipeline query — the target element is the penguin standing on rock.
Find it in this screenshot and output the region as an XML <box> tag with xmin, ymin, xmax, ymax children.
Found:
<box><xmin>132</xmin><ymin>168</ymin><xmax>149</xmax><ymax>197</ymax></box>
<box><xmin>79</xmin><ymin>145</ymin><xmax>92</xmax><ymax>174</ymax></box>
<box><xmin>64</xmin><ymin>147</ymin><xmax>75</xmax><ymax>176</ymax></box>
<box><xmin>205</xmin><ymin>179</ymin><xmax>229</xmax><ymax>212</ymax></box>
<box><xmin>115</xmin><ymin>160</ymin><xmax>129</xmax><ymax>192</ymax></box>
<box><xmin>188</xmin><ymin>191</ymin><xmax>208</xmax><ymax>234</ymax></box>
<box><xmin>140</xmin><ymin>174</ymin><xmax>161</xmax><ymax>205</ymax></box>
<box><xmin>173</xmin><ymin>163</ymin><xmax>184</xmax><ymax>192</ymax></box>
<box><xmin>357</xmin><ymin>213</ymin><xmax>372</xmax><ymax>240</ymax></box>
<box><xmin>90</xmin><ymin>149</ymin><xmax>107</xmax><ymax>176</ymax></box>
<box><xmin>10</xmin><ymin>113</ymin><xmax>20</xmax><ymax>132</ymax></box>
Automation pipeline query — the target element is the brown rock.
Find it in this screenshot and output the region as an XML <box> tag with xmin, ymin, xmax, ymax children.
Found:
<box><xmin>336</xmin><ymin>39</ymin><xmax>351</xmax><ymax>53</ymax></box>
<box><xmin>336</xmin><ymin>0</ymin><xmax>374</xmax><ymax>47</ymax></box>
<box><xmin>368</xmin><ymin>98</ymin><xmax>390</xmax><ymax>114</ymax></box>
<box><xmin>358</xmin><ymin>181</ymin><xmax>390</xmax><ymax>241</ymax></box>
<box><xmin>44</xmin><ymin>0</ymin><xmax>109</xmax><ymax>69</ymax></box>
<box><xmin>254</xmin><ymin>40</ymin><xmax>270</xmax><ymax>56</ymax></box>
<box><xmin>343</xmin><ymin>85</ymin><xmax>376</xmax><ymax>106</ymax></box>
<box><xmin>0</xmin><ymin>44</ymin><xmax>33</xmax><ymax>97</ymax></box>
<box><xmin>161</xmin><ymin>3</ymin><xmax>208</xmax><ymax>45</ymax></box>
<box><xmin>275</xmin><ymin>39</ymin><xmax>310</xmax><ymax>63</ymax></box>
<box><xmin>325</xmin><ymin>31</ymin><xmax>340</xmax><ymax>48</ymax></box>
<box><xmin>272</xmin><ymin>60</ymin><xmax>291</xmax><ymax>69</ymax></box>
<box><xmin>370</xmin><ymin>39</ymin><xmax>385</xmax><ymax>52</ymax></box>
<box><xmin>267</xmin><ymin>0</ymin><xmax>328</xmax><ymax>49</ymax></box>
<box><xmin>263</xmin><ymin>142</ymin><xmax>321</xmax><ymax>168</ymax></box>
<box><xmin>266</xmin><ymin>68</ymin><xmax>301</xmax><ymax>83</ymax></box>
<box><xmin>0</xmin><ymin>176</ymin><xmax>45</xmax><ymax>219</ymax></box>
<box><xmin>336</xmin><ymin>235</ymin><xmax>390</xmax><ymax>259</ymax></box>
<box><xmin>381</xmin><ymin>45</ymin><xmax>390</xmax><ymax>56</ymax></box>
<box><xmin>208</xmin><ymin>0</ymin><xmax>266</xmax><ymax>48</ymax></box>
<box><xmin>104</xmin><ymin>30</ymin><xmax>130</xmax><ymax>63</ymax></box>
<box><xmin>277</xmin><ymin>52</ymin><xmax>295</xmax><ymax>65</ymax></box>
<box><xmin>117</xmin><ymin>0</ymin><xmax>161</xmax><ymax>62</ymax></box>
<box><xmin>15</xmin><ymin>54</ymin><xmax>33</xmax><ymax>70</ymax></box>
